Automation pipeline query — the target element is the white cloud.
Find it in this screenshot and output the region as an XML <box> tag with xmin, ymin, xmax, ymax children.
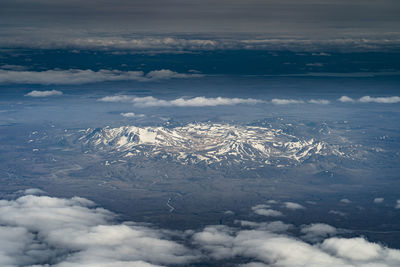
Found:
<box><xmin>396</xmin><ymin>200</ymin><xmax>400</xmax><ymax>209</ymax></box>
<box><xmin>300</xmin><ymin>223</ymin><xmax>338</xmax><ymax>242</ymax></box>
<box><xmin>22</xmin><ymin>188</ymin><xmax>46</xmax><ymax>195</ymax></box>
<box><xmin>271</xmin><ymin>98</ymin><xmax>330</xmax><ymax>105</ymax></box>
<box><xmin>251</xmin><ymin>204</ymin><xmax>283</xmax><ymax>217</ymax></box>
<box><xmin>271</xmin><ymin>99</ymin><xmax>304</xmax><ymax>105</ymax></box>
<box><xmin>0</xmin><ymin>69</ymin><xmax>202</xmax><ymax>85</ymax></box>
<box><xmin>308</xmin><ymin>99</ymin><xmax>330</xmax><ymax>104</ymax></box>
<box><xmin>224</xmin><ymin>210</ymin><xmax>234</xmax><ymax>215</ymax></box>
<box><xmin>374</xmin><ymin>197</ymin><xmax>384</xmax><ymax>204</ymax></box>
<box><xmin>339</xmin><ymin>95</ymin><xmax>400</xmax><ymax>104</ymax></box>
<box><xmin>193</xmin><ymin>225</ymin><xmax>400</xmax><ymax>267</ymax></box>
<box><xmin>340</xmin><ymin>198</ymin><xmax>351</xmax><ymax>204</ymax></box>
<box><xmin>359</xmin><ymin>96</ymin><xmax>400</xmax><ymax>104</ymax></box>
<box><xmin>120</xmin><ymin>112</ymin><xmax>145</xmax><ymax>118</ymax></box>
<box><xmin>100</xmin><ymin>95</ymin><xmax>134</xmax><ymax>102</ymax></box>
<box><xmin>283</xmin><ymin>202</ymin><xmax>306</xmax><ymax>210</ymax></box>
<box><xmin>100</xmin><ymin>95</ymin><xmax>263</xmax><ymax>107</ymax></box>
<box><xmin>25</xmin><ymin>90</ymin><xmax>63</xmax><ymax>97</ymax></box>
<box><xmin>338</xmin><ymin>96</ymin><xmax>355</xmax><ymax>102</ymax></box>
<box><xmin>0</xmin><ymin>194</ymin><xmax>197</xmax><ymax>267</ymax></box>
<box><xmin>1</xmin><ymin>192</ymin><xmax>400</xmax><ymax>267</ymax></box>
<box><xmin>320</xmin><ymin>237</ymin><xmax>388</xmax><ymax>262</ymax></box>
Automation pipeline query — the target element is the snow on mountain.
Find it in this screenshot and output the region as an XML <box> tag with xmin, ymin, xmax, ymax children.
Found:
<box><xmin>78</xmin><ymin>123</ymin><xmax>346</xmax><ymax>166</ymax></box>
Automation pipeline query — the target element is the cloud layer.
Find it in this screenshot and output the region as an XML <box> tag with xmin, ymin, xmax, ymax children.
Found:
<box><xmin>0</xmin><ymin>193</ymin><xmax>197</xmax><ymax>267</ymax></box>
<box><xmin>100</xmin><ymin>95</ymin><xmax>263</xmax><ymax>107</ymax></box>
<box><xmin>339</xmin><ymin>95</ymin><xmax>400</xmax><ymax>104</ymax></box>
<box><xmin>193</xmin><ymin>225</ymin><xmax>400</xmax><ymax>267</ymax></box>
<box><xmin>272</xmin><ymin>99</ymin><xmax>330</xmax><ymax>105</ymax></box>
<box><xmin>1</xmin><ymin>32</ymin><xmax>400</xmax><ymax>52</ymax></box>
<box><xmin>0</xmin><ymin>69</ymin><xmax>202</xmax><ymax>85</ymax></box>
<box><xmin>1</xmin><ymin>191</ymin><xmax>400</xmax><ymax>266</ymax></box>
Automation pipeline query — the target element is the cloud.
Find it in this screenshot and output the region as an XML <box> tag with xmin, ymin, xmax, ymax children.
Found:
<box><xmin>25</xmin><ymin>90</ymin><xmax>63</xmax><ymax>97</ymax></box>
<box><xmin>251</xmin><ymin>204</ymin><xmax>283</xmax><ymax>217</ymax></box>
<box><xmin>120</xmin><ymin>112</ymin><xmax>145</xmax><ymax>118</ymax></box>
<box><xmin>1</xmin><ymin>28</ymin><xmax>399</xmax><ymax>52</ymax></box>
<box><xmin>320</xmin><ymin>237</ymin><xmax>393</xmax><ymax>262</ymax></box>
<box><xmin>145</xmin><ymin>69</ymin><xmax>201</xmax><ymax>80</ymax></box>
<box><xmin>308</xmin><ymin>99</ymin><xmax>330</xmax><ymax>104</ymax></box>
<box><xmin>329</xmin><ymin>210</ymin><xmax>346</xmax><ymax>216</ymax></box>
<box><xmin>193</xmin><ymin>225</ymin><xmax>400</xmax><ymax>267</ymax></box>
<box><xmin>100</xmin><ymin>95</ymin><xmax>134</xmax><ymax>103</ymax></box>
<box><xmin>0</xmin><ymin>194</ymin><xmax>197</xmax><ymax>266</ymax></box>
<box><xmin>374</xmin><ymin>197</ymin><xmax>384</xmax><ymax>204</ymax></box>
<box><xmin>269</xmin><ymin>98</ymin><xmax>330</xmax><ymax>105</ymax></box>
<box><xmin>236</xmin><ymin>220</ymin><xmax>292</xmax><ymax>233</ymax></box>
<box><xmin>338</xmin><ymin>96</ymin><xmax>355</xmax><ymax>102</ymax></box>
<box><xmin>396</xmin><ymin>200</ymin><xmax>400</xmax><ymax>209</ymax></box>
<box><xmin>300</xmin><ymin>223</ymin><xmax>338</xmax><ymax>242</ymax></box>
<box><xmin>359</xmin><ymin>96</ymin><xmax>400</xmax><ymax>104</ymax></box>
<box><xmin>271</xmin><ymin>99</ymin><xmax>304</xmax><ymax>105</ymax></box>
<box><xmin>0</xmin><ymin>69</ymin><xmax>202</xmax><ymax>85</ymax></box>
<box><xmin>306</xmin><ymin>63</ymin><xmax>324</xmax><ymax>67</ymax></box>
<box><xmin>340</xmin><ymin>198</ymin><xmax>351</xmax><ymax>204</ymax></box>
<box><xmin>22</xmin><ymin>188</ymin><xmax>46</xmax><ymax>195</ymax></box>
<box><xmin>339</xmin><ymin>95</ymin><xmax>400</xmax><ymax>104</ymax></box>
<box><xmin>100</xmin><ymin>95</ymin><xmax>263</xmax><ymax>107</ymax></box>
<box><xmin>1</xmin><ymin>192</ymin><xmax>400</xmax><ymax>267</ymax></box>
<box><xmin>283</xmin><ymin>202</ymin><xmax>305</xmax><ymax>210</ymax></box>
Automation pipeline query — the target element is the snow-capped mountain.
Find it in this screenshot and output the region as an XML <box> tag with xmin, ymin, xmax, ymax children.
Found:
<box><xmin>77</xmin><ymin>123</ymin><xmax>347</xmax><ymax>167</ymax></box>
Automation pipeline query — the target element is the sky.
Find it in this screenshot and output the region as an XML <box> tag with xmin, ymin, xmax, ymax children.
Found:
<box><xmin>1</xmin><ymin>0</ymin><xmax>400</xmax><ymax>50</ymax></box>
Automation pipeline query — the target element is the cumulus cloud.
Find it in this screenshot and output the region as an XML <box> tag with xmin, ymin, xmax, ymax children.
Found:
<box><xmin>271</xmin><ymin>99</ymin><xmax>304</xmax><ymax>105</ymax></box>
<box><xmin>1</xmin><ymin>192</ymin><xmax>400</xmax><ymax>267</ymax></box>
<box><xmin>396</xmin><ymin>200</ymin><xmax>400</xmax><ymax>209</ymax></box>
<box><xmin>283</xmin><ymin>202</ymin><xmax>306</xmax><ymax>210</ymax></box>
<box><xmin>0</xmin><ymin>193</ymin><xmax>197</xmax><ymax>267</ymax></box>
<box><xmin>25</xmin><ymin>90</ymin><xmax>63</xmax><ymax>97</ymax></box>
<box><xmin>100</xmin><ymin>95</ymin><xmax>263</xmax><ymax>107</ymax></box>
<box><xmin>0</xmin><ymin>69</ymin><xmax>202</xmax><ymax>85</ymax></box>
<box><xmin>338</xmin><ymin>96</ymin><xmax>355</xmax><ymax>102</ymax></box>
<box><xmin>320</xmin><ymin>237</ymin><xmax>397</xmax><ymax>262</ymax></box>
<box><xmin>374</xmin><ymin>197</ymin><xmax>384</xmax><ymax>203</ymax></box>
<box><xmin>300</xmin><ymin>223</ymin><xmax>338</xmax><ymax>242</ymax></box>
<box><xmin>193</xmin><ymin>225</ymin><xmax>400</xmax><ymax>267</ymax></box>
<box><xmin>339</xmin><ymin>95</ymin><xmax>400</xmax><ymax>103</ymax></box>
<box><xmin>251</xmin><ymin>204</ymin><xmax>283</xmax><ymax>217</ymax></box>
<box><xmin>120</xmin><ymin>112</ymin><xmax>145</xmax><ymax>118</ymax></box>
